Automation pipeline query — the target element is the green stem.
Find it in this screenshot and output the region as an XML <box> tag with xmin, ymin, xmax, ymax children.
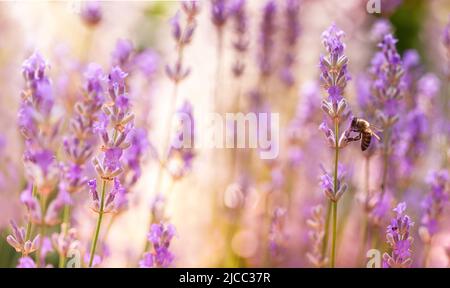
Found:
<box><xmin>331</xmin><ymin>118</ymin><xmax>340</xmax><ymax>268</ymax></box>
<box><xmin>36</xmin><ymin>194</ymin><xmax>47</xmax><ymax>267</ymax></box>
<box><xmin>331</xmin><ymin>201</ymin><xmax>337</xmax><ymax>268</ymax></box>
<box><xmin>321</xmin><ymin>201</ymin><xmax>332</xmax><ymax>258</ymax></box>
<box><xmin>58</xmin><ymin>205</ymin><xmax>71</xmax><ymax>268</ymax></box>
<box><xmin>88</xmin><ymin>179</ymin><xmax>107</xmax><ymax>268</ymax></box>
<box><xmin>24</xmin><ymin>185</ymin><xmax>37</xmax><ymax>243</ymax></box>
<box><xmin>380</xmin><ymin>127</ymin><xmax>391</xmax><ymax>199</ymax></box>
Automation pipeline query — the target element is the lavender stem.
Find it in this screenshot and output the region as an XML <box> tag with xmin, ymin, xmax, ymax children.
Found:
<box><xmin>331</xmin><ymin>118</ymin><xmax>339</xmax><ymax>268</ymax></box>
<box><xmin>58</xmin><ymin>204</ymin><xmax>71</xmax><ymax>268</ymax></box>
<box><xmin>37</xmin><ymin>194</ymin><xmax>47</xmax><ymax>268</ymax></box>
<box><xmin>321</xmin><ymin>201</ymin><xmax>332</xmax><ymax>259</ymax></box>
<box><xmin>88</xmin><ymin>179</ymin><xmax>107</xmax><ymax>267</ymax></box>
<box><xmin>24</xmin><ymin>184</ymin><xmax>37</xmax><ymax>243</ymax></box>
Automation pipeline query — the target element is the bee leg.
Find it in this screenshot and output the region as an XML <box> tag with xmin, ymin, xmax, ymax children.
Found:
<box><xmin>345</xmin><ymin>133</ymin><xmax>361</xmax><ymax>143</ymax></box>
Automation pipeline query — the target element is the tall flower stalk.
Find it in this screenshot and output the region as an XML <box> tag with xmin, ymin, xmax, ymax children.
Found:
<box><xmin>58</xmin><ymin>63</ymin><xmax>105</xmax><ymax>266</ymax></box>
<box><xmin>210</xmin><ymin>0</ymin><xmax>228</xmax><ymax>109</ymax></box>
<box><xmin>318</xmin><ymin>24</ymin><xmax>353</xmax><ymax>267</ymax></box>
<box><xmin>14</xmin><ymin>52</ymin><xmax>62</xmax><ymax>267</ymax></box>
<box><xmin>419</xmin><ymin>170</ymin><xmax>449</xmax><ymax>267</ymax></box>
<box><xmin>280</xmin><ymin>0</ymin><xmax>301</xmax><ymax>88</ymax></box>
<box><xmin>143</xmin><ymin>2</ymin><xmax>199</xmax><ymax>255</ymax></box>
<box><xmin>368</xmin><ymin>34</ymin><xmax>405</xmax><ymax>199</ymax></box>
<box><xmin>87</xmin><ymin>66</ymin><xmax>134</xmax><ymax>267</ymax></box>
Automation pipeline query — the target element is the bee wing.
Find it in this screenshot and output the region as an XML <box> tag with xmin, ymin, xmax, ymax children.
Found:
<box><xmin>369</xmin><ymin>124</ymin><xmax>383</xmax><ymax>132</ymax></box>
<box><xmin>371</xmin><ymin>131</ymin><xmax>381</xmax><ymax>141</ymax></box>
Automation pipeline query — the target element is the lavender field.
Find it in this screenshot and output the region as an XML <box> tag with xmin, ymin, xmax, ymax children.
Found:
<box><xmin>0</xmin><ymin>0</ymin><xmax>449</xmax><ymax>268</ymax></box>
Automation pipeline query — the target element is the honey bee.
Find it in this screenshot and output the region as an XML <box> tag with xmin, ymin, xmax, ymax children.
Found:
<box><xmin>349</xmin><ymin>117</ymin><xmax>382</xmax><ymax>151</ymax></box>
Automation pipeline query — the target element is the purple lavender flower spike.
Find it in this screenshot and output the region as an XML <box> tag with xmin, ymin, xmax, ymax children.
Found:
<box><xmin>211</xmin><ymin>0</ymin><xmax>228</xmax><ymax>28</ymax></box>
<box><xmin>383</xmin><ymin>202</ymin><xmax>414</xmax><ymax>268</ymax></box>
<box><xmin>19</xmin><ymin>52</ymin><xmax>60</xmax><ymax>195</ymax></box>
<box><xmin>140</xmin><ymin>223</ymin><xmax>176</xmax><ymax>268</ymax></box>
<box><xmin>230</xmin><ymin>0</ymin><xmax>248</xmax><ymax>78</ymax></box>
<box><xmin>112</xmin><ymin>39</ymin><xmax>134</xmax><ymax>69</ymax></box>
<box><xmin>6</xmin><ymin>220</ymin><xmax>40</xmax><ymax>256</ymax></box>
<box><xmin>134</xmin><ymin>49</ymin><xmax>159</xmax><ymax>78</ymax></box>
<box><xmin>91</xmin><ymin>66</ymin><xmax>134</xmax><ymax>181</ymax></box>
<box><xmin>17</xmin><ymin>257</ymin><xmax>37</xmax><ymax>268</ymax></box>
<box><xmin>419</xmin><ymin>170</ymin><xmax>449</xmax><ymax>244</ymax></box>
<box><xmin>258</xmin><ymin>0</ymin><xmax>277</xmax><ymax>77</ymax></box>
<box><xmin>306</xmin><ymin>204</ymin><xmax>328</xmax><ymax>267</ymax></box>
<box><xmin>280</xmin><ymin>0</ymin><xmax>301</xmax><ymax>87</ymax></box>
<box><xmin>81</xmin><ymin>1</ymin><xmax>102</xmax><ymax>27</ymax></box>
<box><xmin>167</xmin><ymin>101</ymin><xmax>196</xmax><ymax>180</ymax></box>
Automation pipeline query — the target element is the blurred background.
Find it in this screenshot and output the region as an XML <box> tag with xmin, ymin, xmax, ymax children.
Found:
<box><xmin>0</xmin><ymin>0</ymin><xmax>449</xmax><ymax>268</ymax></box>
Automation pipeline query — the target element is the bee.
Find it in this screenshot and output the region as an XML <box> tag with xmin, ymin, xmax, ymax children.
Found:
<box><xmin>349</xmin><ymin>117</ymin><xmax>382</xmax><ymax>151</ymax></box>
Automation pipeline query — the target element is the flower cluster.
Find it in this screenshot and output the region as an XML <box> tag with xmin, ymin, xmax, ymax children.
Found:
<box><xmin>6</xmin><ymin>220</ymin><xmax>40</xmax><ymax>256</ymax></box>
<box><xmin>230</xmin><ymin>0</ymin><xmax>248</xmax><ymax>78</ymax></box>
<box><xmin>88</xmin><ymin>177</ymin><xmax>126</xmax><ymax>214</ymax></box>
<box><xmin>258</xmin><ymin>0</ymin><xmax>277</xmax><ymax>77</ymax></box>
<box><xmin>140</xmin><ymin>223</ymin><xmax>176</xmax><ymax>268</ymax></box>
<box><xmin>383</xmin><ymin>202</ymin><xmax>414</xmax><ymax>268</ymax></box>
<box><xmin>280</xmin><ymin>0</ymin><xmax>301</xmax><ymax>87</ymax></box>
<box><xmin>318</xmin><ymin>24</ymin><xmax>353</xmax><ymax>203</ymax></box>
<box><xmin>61</xmin><ymin>63</ymin><xmax>105</xmax><ymax>196</ymax></box>
<box><xmin>210</xmin><ymin>0</ymin><xmax>228</xmax><ymax>28</ymax></box>
<box><xmin>166</xmin><ymin>3</ymin><xmax>200</xmax><ymax>84</ymax></box>
<box><xmin>306</xmin><ymin>205</ymin><xmax>328</xmax><ymax>268</ymax></box>
<box><xmin>91</xmin><ymin>66</ymin><xmax>134</xmax><ymax>181</ymax></box>
<box><xmin>320</xmin><ymin>164</ymin><xmax>347</xmax><ymax>202</ymax></box>
<box><xmin>80</xmin><ymin>1</ymin><xmax>102</xmax><ymax>27</ymax></box>
<box><xmin>167</xmin><ymin>101</ymin><xmax>196</xmax><ymax>180</ymax></box>
<box><xmin>19</xmin><ymin>52</ymin><xmax>60</xmax><ymax>196</ymax></box>
<box><xmin>419</xmin><ymin>170</ymin><xmax>449</xmax><ymax>243</ymax></box>
<box><xmin>369</xmin><ymin>34</ymin><xmax>405</xmax><ymax>125</ymax></box>
<box><xmin>268</xmin><ymin>207</ymin><xmax>288</xmax><ymax>261</ymax></box>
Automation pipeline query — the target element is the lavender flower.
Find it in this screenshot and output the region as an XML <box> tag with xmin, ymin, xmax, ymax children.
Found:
<box><xmin>268</xmin><ymin>207</ymin><xmax>288</xmax><ymax>262</ymax></box>
<box><xmin>112</xmin><ymin>39</ymin><xmax>134</xmax><ymax>69</ymax></box>
<box><xmin>6</xmin><ymin>220</ymin><xmax>40</xmax><ymax>256</ymax></box>
<box><xmin>230</xmin><ymin>0</ymin><xmax>248</xmax><ymax>78</ymax></box>
<box><xmin>92</xmin><ymin>66</ymin><xmax>133</xmax><ymax>181</ymax></box>
<box><xmin>134</xmin><ymin>49</ymin><xmax>159</xmax><ymax>78</ymax></box>
<box><xmin>370</xmin><ymin>34</ymin><xmax>405</xmax><ymax>122</ymax></box>
<box><xmin>210</xmin><ymin>0</ymin><xmax>228</xmax><ymax>28</ymax></box>
<box><xmin>320</xmin><ymin>24</ymin><xmax>350</xmax><ymax>105</ymax></box>
<box><xmin>165</xmin><ymin>7</ymin><xmax>198</xmax><ymax>84</ymax></box>
<box><xmin>280</xmin><ymin>0</ymin><xmax>301</xmax><ymax>87</ymax></box>
<box><xmin>306</xmin><ymin>204</ymin><xmax>328</xmax><ymax>267</ymax></box>
<box><xmin>88</xmin><ymin>177</ymin><xmax>125</xmax><ymax>214</ymax></box>
<box><xmin>258</xmin><ymin>0</ymin><xmax>277</xmax><ymax>77</ymax></box>
<box><xmin>370</xmin><ymin>19</ymin><xmax>392</xmax><ymax>42</ymax></box>
<box><xmin>17</xmin><ymin>257</ymin><xmax>37</xmax><ymax>268</ymax></box>
<box><xmin>20</xmin><ymin>185</ymin><xmax>69</xmax><ymax>226</ymax></box>
<box><xmin>443</xmin><ymin>17</ymin><xmax>450</xmax><ymax>78</ymax></box>
<box><xmin>52</xmin><ymin>224</ymin><xmax>80</xmax><ymax>262</ymax></box>
<box><xmin>419</xmin><ymin>170</ymin><xmax>449</xmax><ymax>243</ymax></box>
<box><xmin>367</xmin><ymin>33</ymin><xmax>405</xmax><ymax>197</ymax></box>
<box><xmin>19</xmin><ymin>52</ymin><xmax>60</xmax><ymax>196</ymax></box>
<box><xmin>80</xmin><ymin>1</ymin><xmax>102</xmax><ymax>27</ymax></box>
<box><xmin>88</xmin><ymin>65</ymin><xmax>134</xmax><ymax>267</ymax></box>
<box><xmin>383</xmin><ymin>202</ymin><xmax>414</xmax><ymax>268</ymax></box>
<box><xmin>318</xmin><ymin>24</ymin><xmax>356</xmax><ymax>268</ymax></box>
<box><xmin>61</xmin><ymin>64</ymin><xmax>105</xmax><ymax>194</ymax></box>
<box><xmin>167</xmin><ymin>101</ymin><xmax>195</xmax><ymax>180</ymax></box>
<box><xmin>320</xmin><ymin>164</ymin><xmax>347</xmax><ymax>202</ymax></box>
<box><xmin>122</xmin><ymin>128</ymin><xmax>149</xmax><ymax>188</ymax></box>
<box><xmin>140</xmin><ymin>223</ymin><xmax>176</xmax><ymax>268</ymax></box>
